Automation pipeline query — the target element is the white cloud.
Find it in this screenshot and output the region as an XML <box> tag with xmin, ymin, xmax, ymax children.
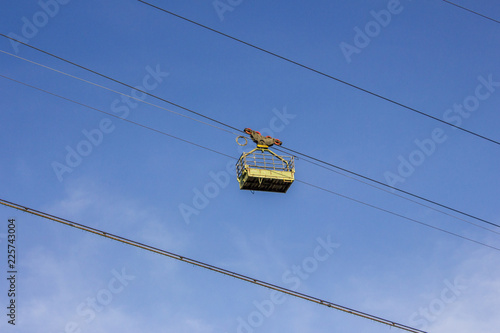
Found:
<box><xmin>43</xmin><ymin>177</ymin><xmax>185</xmax><ymax>248</ymax></box>
<box><xmin>9</xmin><ymin>178</ymin><xmax>191</xmax><ymax>333</ymax></box>
<box><xmin>428</xmin><ymin>249</ymin><xmax>500</xmax><ymax>333</ymax></box>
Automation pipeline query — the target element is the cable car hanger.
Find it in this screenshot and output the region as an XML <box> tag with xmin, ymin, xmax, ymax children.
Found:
<box><xmin>236</xmin><ymin>128</ymin><xmax>295</xmax><ymax>193</ymax></box>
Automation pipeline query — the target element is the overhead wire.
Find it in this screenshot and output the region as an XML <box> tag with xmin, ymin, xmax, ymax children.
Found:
<box><xmin>0</xmin><ymin>33</ymin><xmax>243</xmax><ymax>135</ymax></box>
<box><xmin>0</xmin><ymin>49</ymin><xmax>238</xmax><ymax>136</ymax></box>
<box><xmin>2</xmin><ymin>74</ymin><xmax>500</xmax><ymax>252</ymax></box>
<box><xmin>278</xmin><ymin>145</ymin><xmax>500</xmax><ymax>229</ymax></box>
<box><xmin>296</xmin><ymin>179</ymin><xmax>500</xmax><ymax>252</ymax></box>
<box><xmin>0</xmin><ymin>74</ymin><xmax>236</xmax><ymax>160</ymax></box>
<box><xmin>273</xmin><ymin>146</ymin><xmax>500</xmax><ymax>236</ymax></box>
<box><xmin>1</xmin><ymin>6</ymin><xmax>497</xmax><ymax>328</ymax></box>
<box><xmin>1</xmin><ymin>43</ymin><xmax>498</xmax><ymax>230</ymax></box>
<box><xmin>136</xmin><ymin>0</ymin><xmax>500</xmax><ymax>147</ymax></box>
<box><xmin>0</xmin><ymin>197</ymin><xmax>427</xmax><ymax>333</ymax></box>
<box><xmin>442</xmin><ymin>0</ymin><xmax>500</xmax><ymax>24</ymax></box>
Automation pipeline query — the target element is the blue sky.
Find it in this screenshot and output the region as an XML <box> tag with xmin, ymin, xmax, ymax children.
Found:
<box><xmin>1</xmin><ymin>0</ymin><xmax>499</xmax><ymax>332</ymax></box>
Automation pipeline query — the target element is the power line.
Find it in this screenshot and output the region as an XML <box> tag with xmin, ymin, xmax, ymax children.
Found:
<box><xmin>279</xmin><ymin>145</ymin><xmax>500</xmax><ymax>229</ymax></box>
<box><xmin>0</xmin><ymin>197</ymin><xmax>427</xmax><ymax>333</ymax></box>
<box><xmin>296</xmin><ymin>179</ymin><xmax>500</xmax><ymax>253</ymax></box>
<box><xmin>273</xmin><ymin>146</ymin><xmax>500</xmax><ymax>236</ymax></box>
<box><xmin>3</xmin><ymin>74</ymin><xmax>499</xmax><ymax>253</ymax></box>
<box><xmin>0</xmin><ymin>50</ymin><xmax>238</xmax><ymax>136</ymax></box>
<box><xmin>0</xmin><ymin>74</ymin><xmax>236</xmax><ymax>160</ymax></box>
<box><xmin>136</xmin><ymin>0</ymin><xmax>500</xmax><ymax>147</ymax></box>
<box><xmin>442</xmin><ymin>0</ymin><xmax>500</xmax><ymax>24</ymax></box>
<box><xmin>0</xmin><ymin>33</ymin><xmax>243</xmax><ymax>135</ymax></box>
<box><xmin>1</xmin><ymin>45</ymin><xmax>498</xmax><ymax>230</ymax></box>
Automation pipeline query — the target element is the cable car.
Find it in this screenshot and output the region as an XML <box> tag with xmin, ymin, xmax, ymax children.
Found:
<box><xmin>236</xmin><ymin>128</ymin><xmax>295</xmax><ymax>193</ymax></box>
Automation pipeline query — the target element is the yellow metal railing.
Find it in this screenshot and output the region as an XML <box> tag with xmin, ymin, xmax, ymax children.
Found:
<box><xmin>236</xmin><ymin>150</ymin><xmax>294</xmax><ymax>179</ymax></box>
